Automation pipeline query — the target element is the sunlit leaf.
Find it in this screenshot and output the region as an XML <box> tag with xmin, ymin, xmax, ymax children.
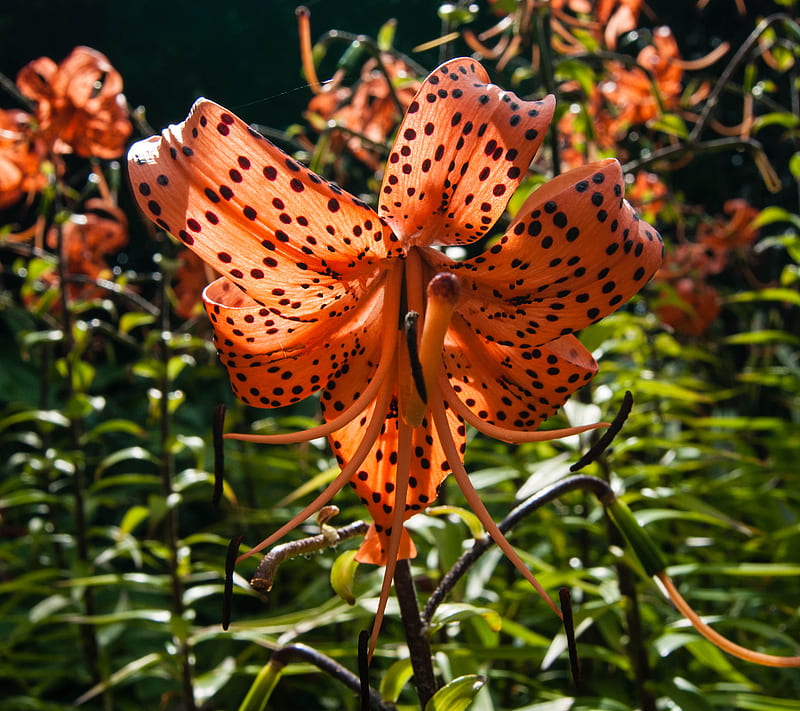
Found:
<box><xmin>424</xmin><ymin>675</ymin><xmax>486</xmax><ymax>711</ymax></box>
<box><xmin>429</xmin><ymin>603</ymin><xmax>502</xmax><ymax>635</ymax></box>
<box><xmin>380</xmin><ymin>658</ymin><xmax>414</xmax><ymax>702</ymax></box>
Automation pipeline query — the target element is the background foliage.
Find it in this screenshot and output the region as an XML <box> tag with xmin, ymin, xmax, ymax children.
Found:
<box><xmin>1</xmin><ymin>1</ymin><xmax>799</xmax><ymax>710</ymax></box>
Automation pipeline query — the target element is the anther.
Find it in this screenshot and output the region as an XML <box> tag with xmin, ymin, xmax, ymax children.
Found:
<box><xmin>404</xmin><ymin>311</ymin><xmax>427</xmax><ymax>403</ymax></box>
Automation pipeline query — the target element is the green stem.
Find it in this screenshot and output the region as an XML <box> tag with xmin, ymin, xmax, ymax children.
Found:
<box><xmin>54</xmin><ymin>209</ymin><xmax>105</xmax><ymax>703</ymax></box>
<box><xmin>156</xmin><ymin>260</ymin><xmax>196</xmax><ymax>710</ymax></box>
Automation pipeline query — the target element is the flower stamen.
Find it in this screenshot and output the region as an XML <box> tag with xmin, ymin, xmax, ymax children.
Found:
<box><xmin>431</xmin><ymin>397</ymin><xmax>563</xmax><ymax>620</ymax></box>
<box><xmin>236</xmin><ymin>374</ymin><xmax>396</xmax><ymax>565</ymax></box>
<box><xmin>440</xmin><ymin>372</ymin><xmax>609</xmax><ymax>444</ymax></box>
<box><xmin>368</xmin><ymin>418</ymin><xmax>413</xmax><ymax>660</ymax></box>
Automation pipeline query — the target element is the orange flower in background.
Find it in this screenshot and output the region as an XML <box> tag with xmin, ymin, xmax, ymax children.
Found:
<box><xmin>626</xmin><ymin>170</ymin><xmax>668</xmax><ymax>223</ymax></box>
<box><xmin>306</xmin><ymin>54</ymin><xmax>421</xmax><ymax>172</ymax></box>
<box><xmin>601</xmin><ymin>26</ymin><xmax>686</xmax><ymax>135</ymax></box>
<box><xmin>698</xmin><ymin>198</ymin><xmax>760</xmax><ymax>256</ymax></box>
<box><xmin>0</xmin><ymin>109</ymin><xmax>48</xmax><ymax>210</ymax></box>
<box><xmin>655</xmin><ymin>277</ymin><xmax>721</xmax><ymax>337</ymax></box>
<box><xmin>129</xmin><ymin>57</ymin><xmax>663</xmax><ymax>649</ymax></box>
<box><xmin>16</xmin><ymin>46</ymin><xmax>132</xmax><ymax>159</ymax></box>
<box><xmin>43</xmin><ymin>198</ymin><xmax>128</xmax><ymax>300</ymax></box>
<box><xmin>596</xmin><ymin>0</ymin><xmax>643</xmax><ymax>49</ymax></box>
<box><xmin>652</xmin><ymin>198</ymin><xmax>760</xmax><ymax>336</ymax></box>
<box><xmin>557</xmin><ymin>91</ymin><xmax>619</xmax><ymax>169</ymax></box>
<box><xmin>173</xmin><ymin>248</ymin><xmax>213</xmax><ymax>320</ymax></box>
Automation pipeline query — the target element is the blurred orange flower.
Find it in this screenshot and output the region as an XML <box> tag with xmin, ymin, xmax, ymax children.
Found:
<box><xmin>655</xmin><ymin>277</ymin><xmax>721</xmax><ymax>337</ymax></box>
<box><xmin>173</xmin><ymin>248</ymin><xmax>212</xmax><ymax>320</ymax></box>
<box><xmin>0</xmin><ymin>109</ymin><xmax>48</xmax><ymax>210</ymax></box>
<box><xmin>16</xmin><ymin>46</ymin><xmax>132</xmax><ymax>159</ymax></box>
<box><xmin>600</xmin><ymin>27</ymin><xmax>687</xmax><ymax>135</ymax></box>
<box><xmin>697</xmin><ymin>198</ymin><xmax>760</xmax><ymax>256</ymax></box>
<box><xmin>306</xmin><ymin>55</ymin><xmax>420</xmax><ymax>172</ymax></box>
<box><xmin>596</xmin><ymin>0</ymin><xmax>643</xmax><ymax>49</ymax></box>
<box><xmin>652</xmin><ymin>198</ymin><xmax>760</xmax><ymax>336</ymax></box>
<box><xmin>44</xmin><ymin>198</ymin><xmax>128</xmax><ymax>300</ymax></box>
<box><xmin>626</xmin><ymin>170</ymin><xmax>668</xmax><ymax>222</ymax></box>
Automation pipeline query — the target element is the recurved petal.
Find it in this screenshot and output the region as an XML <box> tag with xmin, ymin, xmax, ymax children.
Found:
<box><xmin>444</xmin><ymin>324</ymin><xmax>597</xmax><ymax>433</ymax></box>
<box><xmin>453</xmin><ymin>159</ymin><xmax>663</xmax><ymax>346</ymax></box>
<box><xmin>16</xmin><ymin>56</ymin><xmax>57</xmax><ymax>103</ymax></box>
<box><xmin>203</xmin><ymin>276</ymin><xmax>384</xmax><ymax>408</ymax></box>
<box><xmin>128</xmin><ymin>98</ymin><xmax>397</xmax><ymax>314</ymax></box>
<box><xmin>378</xmin><ymin>57</ymin><xmax>554</xmax><ymax>247</ymax></box>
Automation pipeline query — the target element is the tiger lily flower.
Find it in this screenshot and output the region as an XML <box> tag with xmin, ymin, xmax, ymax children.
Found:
<box><xmin>128</xmin><ymin>57</ymin><xmax>663</xmax><ymax>652</ymax></box>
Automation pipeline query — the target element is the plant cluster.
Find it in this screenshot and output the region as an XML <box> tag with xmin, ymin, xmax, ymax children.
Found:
<box><xmin>1</xmin><ymin>2</ymin><xmax>799</xmax><ymax>710</ymax></box>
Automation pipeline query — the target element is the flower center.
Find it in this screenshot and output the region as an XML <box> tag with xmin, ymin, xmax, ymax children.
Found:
<box><xmin>400</xmin><ymin>257</ymin><xmax>461</xmax><ymax>427</ymax></box>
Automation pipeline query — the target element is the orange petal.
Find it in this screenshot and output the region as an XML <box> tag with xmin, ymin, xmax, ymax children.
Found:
<box><xmin>16</xmin><ymin>56</ymin><xmax>57</xmax><ymax>103</ymax></box>
<box><xmin>203</xmin><ymin>276</ymin><xmax>384</xmax><ymax>409</ymax></box>
<box><xmin>453</xmin><ymin>159</ymin><xmax>663</xmax><ymax>345</ymax></box>
<box><xmin>128</xmin><ymin>98</ymin><xmax>398</xmax><ymax>313</ymax></box>
<box><xmin>443</xmin><ymin>328</ymin><xmax>598</xmax><ymax>434</ymax></box>
<box><xmin>324</xmin><ymin>390</ymin><xmax>465</xmax><ymax>566</ymax></box>
<box><xmin>378</xmin><ymin>57</ymin><xmax>554</xmax><ymax>247</ymax></box>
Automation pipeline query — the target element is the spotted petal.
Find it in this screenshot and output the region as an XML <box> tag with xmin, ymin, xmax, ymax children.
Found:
<box><xmin>128</xmin><ymin>98</ymin><xmax>398</xmax><ymax>319</ymax></box>
<box><xmin>378</xmin><ymin>57</ymin><xmax>554</xmax><ymax>247</ymax></box>
<box><xmin>452</xmin><ymin>159</ymin><xmax>664</xmax><ymax>346</ymax></box>
<box><xmin>444</xmin><ymin>327</ymin><xmax>597</xmax><ymax>434</ymax></box>
<box><xmin>322</xmin><ymin>384</ymin><xmax>465</xmax><ymax>566</ymax></box>
<box><xmin>203</xmin><ymin>277</ymin><xmax>384</xmax><ymax>408</ymax></box>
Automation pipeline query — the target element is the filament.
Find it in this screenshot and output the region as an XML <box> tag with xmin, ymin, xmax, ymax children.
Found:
<box><xmin>235</xmin><ymin>374</ymin><xmax>395</xmax><ymax>564</ymax></box>
<box><xmin>431</xmin><ymin>397</ymin><xmax>562</xmax><ymax>620</ymax></box>
<box><xmin>440</xmin><ymin>371</ymin><xmax>607</xmax><ymax>444</ymax></box>
<box><xmin>657</xmin><ymin>571</ymin><xmax>800</xmax><ymax>668</ymax></box>
<box><xmin>368</xmin><ymin>418</ymin><xmax>413</xmax><ymax>660</ymax></box>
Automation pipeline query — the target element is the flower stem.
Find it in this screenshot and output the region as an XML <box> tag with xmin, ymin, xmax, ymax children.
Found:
<box><xmin>423</xmin><ymin>474</ymin><xmax>612</xmax><ymax>624</ymax></box>
<box><xmin>156</xmin><ymin>258</ymin><xmax>197</xmax><ymax>710</ymax></box>
<box><xmin>54</xmin><ymin>208</ymin><xmax>105</xmax><ymax>702</ymax></box>
<box><xmin>533</xmin><ymin>3</ymin><xmax>561</xmax><ymax>176</ymax></box>
<box><xmin>394</xmin><ymin>558</ymin><xmax>437</xmax><ymax>707</ymax></box>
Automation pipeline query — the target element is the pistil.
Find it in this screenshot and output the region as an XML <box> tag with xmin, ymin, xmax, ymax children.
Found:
<box><xmin>403</xmin><ymin>272</ymin><xmax>461</xmax><ymax>427</ymax></box>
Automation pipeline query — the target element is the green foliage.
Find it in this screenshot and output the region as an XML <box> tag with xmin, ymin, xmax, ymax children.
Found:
<box><xmin>1</xmin><ymin>2</ymin><xmax>800</xmax><ymax>710</ymax></box>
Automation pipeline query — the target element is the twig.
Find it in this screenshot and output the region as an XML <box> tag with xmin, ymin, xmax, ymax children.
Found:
<box><xmin>250</xmin><ymin>519</ymin><xmax>370</xmax><ymax>592</ymax></box>
<box><xmin>689</xmin><ymin>13</ymin><xmax>794</xmax><ymax>143</ymax></box>
<box><xmin>155</xmin><ymin>252</ymin><xmax>197</xmax><ymax>710</ymax></box>
<box><xmin>269</xmin><ymin>643</ymin><xmax>395</xmax><ymax>711</ymax></box>
<box><xmin>622</xmin><ymin>136</ymin><xmax>780</xmax><ymax>193</ymax></box>
<box><xmin>213</xmin><ymin>404</ymin><xmax>226</xmax><ymax>506</ymax></box>
<box><xmin>534</xmin><ymin>4</ymin><xmax>561</xmax><ymax>176</ymax></box>
<box><xmin>54</xmin><ymin>209</ymin><xmax>103</xmax><ymax>692</ymax></box>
